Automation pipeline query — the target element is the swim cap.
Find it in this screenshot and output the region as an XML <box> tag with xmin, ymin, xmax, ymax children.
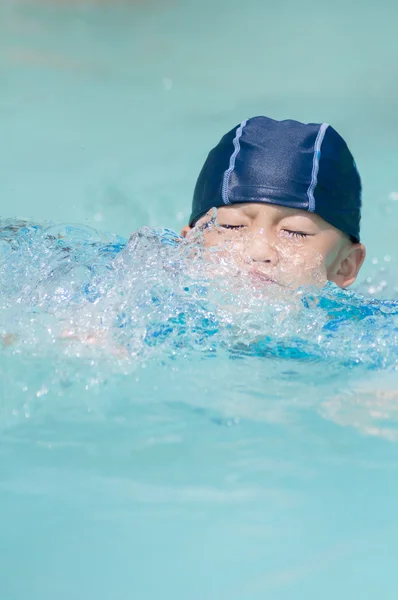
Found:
<box><xmin>190</xmin><ymin>116</ymin><xmax>362</xmax><ymax>242</ymax></box>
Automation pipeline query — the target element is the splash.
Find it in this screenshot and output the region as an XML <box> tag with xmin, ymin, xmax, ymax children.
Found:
<box><xmin>1</xmin><ymin>218</ymin><xmax>398</xmax><ymax>433</ymax></box>
<box><xmin>1</xmin><ymin>218</ymin><xmax>398</xmax><ymax>365</ymax></box>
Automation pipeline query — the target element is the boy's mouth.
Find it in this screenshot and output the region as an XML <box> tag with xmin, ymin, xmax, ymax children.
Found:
<box><xmin>248</xmin><ymin>269</ymin><xmax>281</xmax><ymax>286</ymax></box>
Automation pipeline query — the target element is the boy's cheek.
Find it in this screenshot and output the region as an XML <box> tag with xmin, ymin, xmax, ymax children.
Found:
<box><xmin>277</xmin><ymin>247</ymin><xmax>328</xmax><ymax>287</ymax></box>
<box><xmin>202</xmin><ymin>230</ymin><xmax>241</xmax><ymax>249</ymax></box>
<box><xmin>202</xmin><ymin>230</ymin><xmax>218</xmax><ymax>247</ymax></box>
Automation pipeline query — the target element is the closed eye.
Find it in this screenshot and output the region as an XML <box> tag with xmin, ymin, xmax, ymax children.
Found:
<box><xmin>219</xmin><ymin>224</ymin><xmax>247</xmax><ymax>230</ymax></box>
<box><xmin>282</xmin><ymin>229</ymin><xmax>311</xmax><ymax>238</ymax></box>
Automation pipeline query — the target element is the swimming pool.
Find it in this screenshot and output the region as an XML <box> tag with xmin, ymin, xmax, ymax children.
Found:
<box><xmin>1</xmin><ymin>1</ymin><xmax>398</xmax><ymax>599</ymax></box>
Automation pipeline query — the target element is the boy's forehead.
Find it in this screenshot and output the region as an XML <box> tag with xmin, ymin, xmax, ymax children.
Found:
<box><xmin>220</xmin><ymin>203</ymin><xmax>308</xmax><ymax>218</ymax></box>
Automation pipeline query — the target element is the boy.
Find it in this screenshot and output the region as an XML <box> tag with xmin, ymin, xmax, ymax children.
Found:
<box><xmin>181</xmin><ymin>116</ymin><xmax>366</xmax><ymax>290</ymax></box>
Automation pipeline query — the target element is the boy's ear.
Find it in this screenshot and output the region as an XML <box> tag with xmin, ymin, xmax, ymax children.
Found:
<box><xmin>332</xmin><ymin>243</ymin><xmax>366</xmax><ymax>288</ymax></box>
<box><xmin>181</xmin><ymin>225</ymin><xmax>192</xmax><ymax>238</ymax></box>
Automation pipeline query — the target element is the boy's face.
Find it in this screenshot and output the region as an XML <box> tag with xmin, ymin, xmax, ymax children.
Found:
<box><xmin>181</xmin><ymin>203</ymin><xmax>365</xmax><ymax>289</ymax></box>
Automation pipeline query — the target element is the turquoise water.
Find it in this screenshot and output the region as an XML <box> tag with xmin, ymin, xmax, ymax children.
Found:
<box><xmin>2</xmin><ymin>1</ymin><xmax>398</xmax><ymax>599</ymax></box>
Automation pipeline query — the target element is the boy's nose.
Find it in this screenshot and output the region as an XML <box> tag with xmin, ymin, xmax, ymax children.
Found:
<box><xmin>243</xmin><ymin>231</ymin><xmax>278</xmax><ymax>265</ymax></box>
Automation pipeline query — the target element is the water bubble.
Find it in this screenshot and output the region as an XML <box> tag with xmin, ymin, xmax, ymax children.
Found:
<box><xmin>36</xmin><ymin>386</ymin><xmax>48</xmax><ymax>398</ymax></box>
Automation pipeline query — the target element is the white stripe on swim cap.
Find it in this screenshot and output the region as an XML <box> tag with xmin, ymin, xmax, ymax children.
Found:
<box><xmin>222</xmin><ymin>119</ymin><xmax>248</xmax><ymax>205</ymax></box>
<box><xmin>307</xmin><ymin>122</ymin><xmax>329</xmax><ymax>212</ymax></box>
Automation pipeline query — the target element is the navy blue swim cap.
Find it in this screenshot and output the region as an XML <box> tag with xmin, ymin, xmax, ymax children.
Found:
<box><xmin>190</xmin><ymin>116</ymin><xmax>362</xmax><ymax>242</ymax></box>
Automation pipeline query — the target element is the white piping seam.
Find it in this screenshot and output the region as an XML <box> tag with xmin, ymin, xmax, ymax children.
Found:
<box><xmin>221</xmin><ymin>119</ymin><xmax>248</xmax><ymax>205</ymax></box>
<box><xmin>307</xmin><ymin>122</ymin><xmax>329</xmax><ymax>212</ymax></box>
